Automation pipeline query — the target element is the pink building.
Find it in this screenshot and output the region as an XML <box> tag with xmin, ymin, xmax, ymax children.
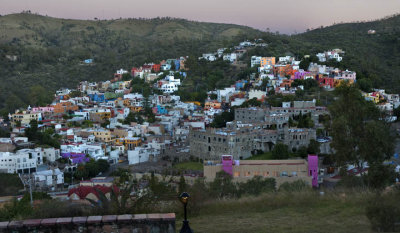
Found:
<box><xmin>221</xmin><ymin>155</ymin><xmax>233</xmax><ymax>176</ymax></box>
<box><xmin>308</xmin><ymin>154</ymin><xmax>319</xmax><ymax>187</ymax></box>
<box><xmin>31</xmin><ymin>107</ymin><xmax>54</xmax><ymax>113</ymax></box>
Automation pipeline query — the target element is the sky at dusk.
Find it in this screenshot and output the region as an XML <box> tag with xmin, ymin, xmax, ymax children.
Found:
<box><xmin>1</xmin><ymin>0</ymin><xmax>400</xmax><ymax>34</ymax></box>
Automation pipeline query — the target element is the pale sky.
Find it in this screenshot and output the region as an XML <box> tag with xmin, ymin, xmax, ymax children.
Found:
<box><xmin>1</xmin><ymin>0</ymin><xmax>399</xmax><ymax>34</ymax></box>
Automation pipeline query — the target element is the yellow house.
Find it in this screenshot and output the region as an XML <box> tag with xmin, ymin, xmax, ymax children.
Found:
<box><xmin>362</xmin><ymin>92</ymin><xmax>380</xmax><ymax>104</ymax></box>
<box><xmin>93</xmin><ymin>129</ymin><xmax>113</xmax><ymax>142</ymax></box>
<box><xmin>129</xmin><ymin>106</ymin><xmax>142</xmax><ymax>113</ymax></box>
<box><xmin>10</xmin><ymin>111</ymin><xmax>41</xmax><ymax>127</ymax></box>
<box><xmin>260</xmin><ymin>57</ymin><xmax>275</xmax><ymax>68</ymax></box>
<box><xmin>115</xmin><ymin>137</ymin><xmax>142</xmax><ymax>150</ymax></box>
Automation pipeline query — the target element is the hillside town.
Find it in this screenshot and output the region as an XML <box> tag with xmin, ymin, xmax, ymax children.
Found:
<box><xmin>1</xmin><ymin>37</ymin><xmax>400</xmax><ymax>232</ymax></box>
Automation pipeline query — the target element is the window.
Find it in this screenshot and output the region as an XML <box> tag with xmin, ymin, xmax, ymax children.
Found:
<box><xmin>245</xmin><ymin>171</ymin><xmax>251</xmax><ymax>177</ymax></box>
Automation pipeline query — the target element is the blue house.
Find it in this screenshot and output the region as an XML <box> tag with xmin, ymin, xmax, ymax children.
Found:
<box><xmin>174</xmin><ymin>59</ymin><xmax>180</xmax><ymax>71</ymax></box>
<box><xmin>157</xmin><ymin>105</ymin><xmax>168</xmax><ymax>115</ymax></box>
<box><xmin>88</xmin><ymin>93</ymin><xmax>105</xmax><ymax>102</ymax></box>
<box><xmin>235</xmin><ymin>80</ymin><xmax>248</xmax><ymax>90</ymax></box>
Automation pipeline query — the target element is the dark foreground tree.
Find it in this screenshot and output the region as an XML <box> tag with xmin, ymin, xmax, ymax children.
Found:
<box><xmin>327</xmin><ymin>83</ymin><xmax>395</xmax><ymax>188</ymax></box>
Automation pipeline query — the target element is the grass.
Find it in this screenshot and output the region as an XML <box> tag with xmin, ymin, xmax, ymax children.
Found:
<box><xmin>0</xmin><ymin>174</ymin><xmax>23</xmax><ymax>196</ymax></box>
<box><xmin>173</xmin><ymin>162</ymin><xmax>204</xmax><ymax>171</ymax></box>
<box><xmin>176</xmin><ymin>190</ymin><xmax>374</xmax><ymax>233</ymax></box>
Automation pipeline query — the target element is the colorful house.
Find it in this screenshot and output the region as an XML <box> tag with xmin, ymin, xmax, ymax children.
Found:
<box><xmin>88</xmin><ymin>93</ymin><xmax>105</xmax><ymax>103</ymax></box>
<box><xmin>152</xmin><ymin>64</ymin><xmax>161</xmax><ymax>73</ymax></box>
<box><xmin>53</xmin><ymin>102</ymin><xmax>79</xmax><ymax>114</ymax></box>
<box><xmin>61</xmin><ymin>152</ymin><xmax>89</xmax><ymax>164</ymax></box>
<box><xmin>260</xmin><ymin>57</ymin><xmax>275</xmax><ymax>68</ymax></box>
<box><xmin>293</xmin><ymin>70</ymin><xmax>312</xmax><ymax>80</ymax></box>
<box><xmin>152</xmin><ymin>105</ymin><xmax>168</xmax><ymax>115</ymax></box>
<box><xmin>115</xmin><ymin>137</ymin><xmax>142</xmax><ymax>150</ymax></box>
<box><xmin>204</xmin><ymin>101</ymin><xmax>222</xmax><ymax>111</ymax></box>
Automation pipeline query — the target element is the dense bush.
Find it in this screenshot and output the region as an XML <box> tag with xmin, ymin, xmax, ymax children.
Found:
<box><xmin>366</xmin><ymin>191</ymin><xmax>400</xmax><ymax>232</ymax></box>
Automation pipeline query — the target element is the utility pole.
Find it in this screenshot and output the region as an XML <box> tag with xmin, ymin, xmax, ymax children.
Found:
<box><xmin>28</xmin><ymin>170</ymin><xmax>33</xmax><ymax>206</ymax></box>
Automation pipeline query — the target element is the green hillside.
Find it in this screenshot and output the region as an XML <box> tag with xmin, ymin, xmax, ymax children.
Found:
<box><xmin>0</xmin><ymin>13</ymin><xmax>264</xmax><ymax>113</ymax></box>
<box><xmin>293</xmin><ymin>14</ymin><xmax>400</xmax><ymax>92</ymax></box>
<box><xmin>0</xmin><ymin>13</ymin><xmax>400</xmax><ymax>115</ymax></box>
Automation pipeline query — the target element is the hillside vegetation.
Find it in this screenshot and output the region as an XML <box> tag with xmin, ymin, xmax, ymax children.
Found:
<box><xmin>294</xmin><ymin>14</ymin><xmax>400</xmax><ymax>92</ymax></box>
<box><xmin>1</xmin><ymin>13</ymin><xmax>400</xmax><ymax>115</ymax></box>
<box><xmin>0</xmin><ymin>13</ymin><xmax>264</xmax><ymax>113</ymax></box>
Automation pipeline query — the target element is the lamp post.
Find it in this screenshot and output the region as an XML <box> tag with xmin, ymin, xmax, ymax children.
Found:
<box><xmin>179</xmin><ymin>192</ymin><xmax>193</xmax><ymax>233</ymax></box>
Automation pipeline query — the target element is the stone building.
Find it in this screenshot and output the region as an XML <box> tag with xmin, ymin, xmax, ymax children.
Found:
<box><xmin>189</xmin><ymin>120</ymin><xmax>315</xmax><ymax>160</ymax></box>
<box><xmin>190</xmin><ymin>105</ymin><xmax>317</xmax><ymax>160</ymax></box>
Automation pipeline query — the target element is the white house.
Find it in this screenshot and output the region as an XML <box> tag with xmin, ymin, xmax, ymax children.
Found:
<box><xmin>42</xmin><ymin>147</ymin><xmax>61</xmax><ymax>162</ymax></box>
<box><xmin>116</xmin><ymin>69</ymin><xmax>128</xmax><ymax>75</ymax></box>
<box><xmin>217</xmin><ymin>87</ymin><xmax>236</xmax><ymax>102</ymax></box>
<box><xmin>61</xmin><ymin>143</ymin><xmax>104</xmax><ymax>159</ymax></box>
<box><xmin>201</xmin><ymin>53</ymin><xmax>217</xmax><ymax>61</ymax></box>
<box><xmin>0</xmin><ymin>150</ymin><xmax>40</xmax><ymax>174</ymax></box>
<box><xmin>251</xmin><ymin>56</ymin><xmax>262</xmax><ymax>67</ymax></box>
<box><xmin>223</xmin><ymin>53</ymin><xmax>237</xmax><ymax>63</ymax></box>
<box><xmin>161</xmin><ymin>83</ymin><xmax>179</xmax><ymax>93</ymax></box>
<box><xmin>161</xmin><ymin>63</ymin><xmax>171</xmax><ymax>71</ymax></box>
<box><xmin>33</xmin><ymin>168</ymin><xmax>64</xmax><ymax>188</ymax></box>
<box><xmin>128</xmin><ymin>146</ymin><xmax>160</xmax><ymax>164</ymax></box>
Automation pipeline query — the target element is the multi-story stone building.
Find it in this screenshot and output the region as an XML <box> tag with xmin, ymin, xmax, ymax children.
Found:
<box><xmin>190</xmin><ymin>104</ymin><xmax>318</xmax><ymax>160</ymax></box>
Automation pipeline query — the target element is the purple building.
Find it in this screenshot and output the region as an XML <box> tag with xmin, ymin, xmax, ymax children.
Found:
<box><xmin>293</xmin><ymin>70</ymin><xmax>311</xmax><ymax>80</ymax></box>
<box><xmin>61</xmin><ymin>152</ymin><xmax>89</xmax><ymax>164</ymax></box>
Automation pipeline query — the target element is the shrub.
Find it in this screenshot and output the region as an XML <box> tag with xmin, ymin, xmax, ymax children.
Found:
<box><xmin>279</xmin><ymin>180</ymin><xmax>309</xmax><ymax>192</ymax></box>
<box><xmin>366</xmin><ymin>191</ymin><xmax>400</xmax><ymax>232</ymax></box>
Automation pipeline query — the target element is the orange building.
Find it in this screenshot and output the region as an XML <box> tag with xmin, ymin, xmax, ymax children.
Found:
<box><xmin>204</xmin><ymin>101</ymin><xmax>222</xmax><ymax>111</ymax></box>
<box><xmin>260</xmin><ymin>57</ymin><xmax>275</xmax><ymax>68</ymax></box>
<box><xmin>53</xmin><ymin>102</ymin><xmax>79</xmax><ymax>114</ymax></box>
<box><xmin>274</xmin><ymin>64</ymin><xmax>294</xmax><ymax>77</ymax></box>
<box><xmin>280</xmin><ymin>79</ymin><xmax>294</xmax><ymax>88</ymax></box>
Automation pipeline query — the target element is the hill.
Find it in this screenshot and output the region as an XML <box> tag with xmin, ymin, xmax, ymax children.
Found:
<box><xmin>1</xmin><ymin>13</ymin><xmax>400</xmax><ymax>115</ymax></box>
<box><xmin>293</xmin><ymin>14</ymin><xmax>400</xmax><ymax>92</ymax></box>
<box><xmin>0</xmin><ymin>13</ymin><xmax>265</xmax><ymax>114</ymax></box>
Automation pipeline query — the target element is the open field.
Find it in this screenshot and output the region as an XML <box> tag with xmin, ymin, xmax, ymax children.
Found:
<box><xmin>176</xmin><ymin>190</ymin><xmax>373</xmax><ymax>233</ymax></box>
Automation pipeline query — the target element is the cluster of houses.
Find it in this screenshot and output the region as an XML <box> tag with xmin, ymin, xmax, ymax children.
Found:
<box><xmin>247</xmin><ymin>51</ymin><xmax>355</xmax><ymax>94</ymax></box>
<box><xmin>2</xmin><ymin>41</ymin><xmax>400</xmax><ymax>193</ymax></box>
<box><xmin>363</xmin><ymin>89</ymin><xmax>400</xmax><ymax>117</ymax></box>
<box><xmin>199</xmin><ymin>39</ymin><xmax>268</xmax><ymax>63</ymax></box>
<box><xmin>316</xmin><ymin>49</ymin><xmax>344</xmax><ymax>62</ymax></box>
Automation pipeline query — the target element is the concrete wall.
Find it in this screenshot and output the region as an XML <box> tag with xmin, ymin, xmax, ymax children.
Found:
<box><xmin>0</xmin><ymin>213</ymin><xmax>175</xmax><ymax>233</ymax></box>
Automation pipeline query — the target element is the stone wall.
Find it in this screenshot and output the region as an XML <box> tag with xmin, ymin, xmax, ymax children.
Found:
<box><xmin>0</xmin><ymin>213</ymin><xmax>175</xmax><ymax>233</ymax></box>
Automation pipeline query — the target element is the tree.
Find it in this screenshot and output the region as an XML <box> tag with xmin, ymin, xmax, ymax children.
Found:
<box><xmin>210</xmin><ymin>111</ymin><xmax>234</xmax><ymax>128</ymax></box>
<box><xmin>271</xmin><ymin>143</ymin><xmax>289</xmax><ymax>159</ymax></box>
<box><xmin>307</xmin><ymin>139</ymin><xmax>320</xmax><ymax>155</ymax></box>
<box><xmin>209</xmin><ymin>171</ymin><xmax>238</xmax><ymax>198</ymax></box>
<box><xmin>28</xmin><ymin>85</ymin><xmax>53</xmax><ymax>107</ymax></box>
<box><xmin>393</xmin><ymin>105</ymin><xmax>400</xmax><ymax>120</ymax></box>
<box><xmin>178</xmin><ymin>175</ymin><xmax>187</xmax><ymax>194</ymax></box>
<box><xmin>25</xmin><ymin>120</ymin><xmax>38</xmax><ymax>141</ymax></box>
<box><xmin>96</xmin><ymin>159</ymin><xmax>110</xmax><ymax>173</ymax></box>
<box><xmin>327</xmin><ymin>83</ymin><xmax>394</xmax><ymax>186</ymax></box>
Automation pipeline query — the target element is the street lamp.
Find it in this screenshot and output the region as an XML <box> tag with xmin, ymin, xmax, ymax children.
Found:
<box><xmin>179</xmin><ymin>192</ymin><xmax>193</xmax><ymax>233</ymax></box>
